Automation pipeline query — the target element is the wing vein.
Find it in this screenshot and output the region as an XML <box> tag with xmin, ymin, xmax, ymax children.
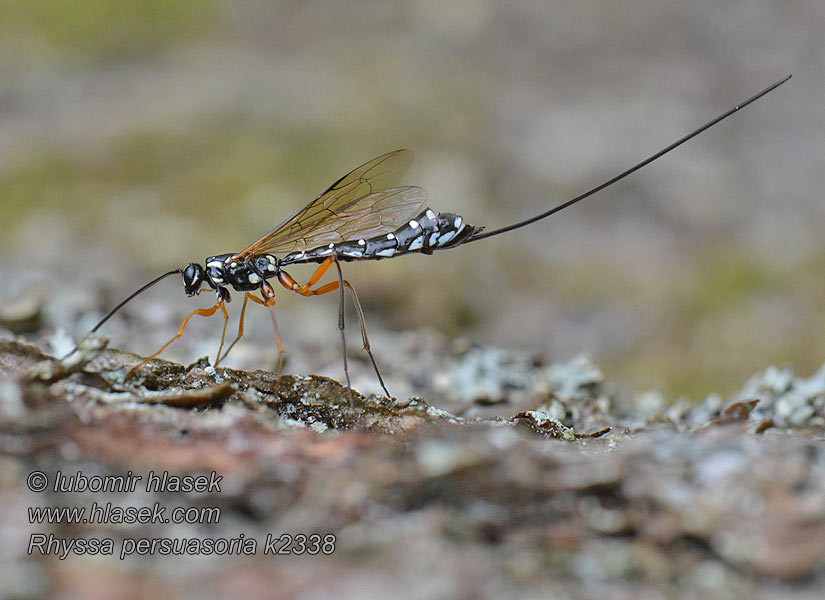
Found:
<box><xmin>234</xmin><ymin>150</ymin><xmax>424</xmax><ymax>258</ymax></box>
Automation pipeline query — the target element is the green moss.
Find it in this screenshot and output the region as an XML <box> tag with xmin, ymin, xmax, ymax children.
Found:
<box><xmin>680</xmin><ymin>250</ymin><xmax>780</xmax><ymax>317</ymax></box>
<box><xmin>0</xmin><ymin>127</ymin><xmax>262</xmax><ymax>253</ymax></box>
<box><xmin>0</xmin><ymin>120</ymin><xmax>393</xmax><ymax>265</ymax></box>
<box><xmin>0</xmin><ymin>0</ymin><xmax>218</xmax><ymax>60</ymax></box>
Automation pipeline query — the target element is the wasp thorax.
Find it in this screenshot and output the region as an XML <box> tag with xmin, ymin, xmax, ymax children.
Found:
<box><xmin>182</xmin><ymin>263</ymin><xmax>205</xmax><ymax>296</ymax></box>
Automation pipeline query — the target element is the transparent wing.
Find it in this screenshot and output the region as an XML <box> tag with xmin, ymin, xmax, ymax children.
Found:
<box><xmin>234</xmin><ymin>149</ymin><xmax>419</xmax><ymax>259</ymax></box>
<box><xmin>265</xmin><ymin>186</ymin><xmax>428</xmax><ymax>253</ymax></box>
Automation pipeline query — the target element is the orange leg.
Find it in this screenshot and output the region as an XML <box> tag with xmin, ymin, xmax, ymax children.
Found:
<box><xmin>216</xmin><ymin>293</ymin><xmax>252</xmax><ymax>366</ymax></box>
<box><xmin>243</xmin><ymin>281</ymin><xmax>286</xmax><ymax>396</ymax></box>
<box><xmin>217</xmin><ymin>286</ymin><xmax>286</xmax><ymax>399</ymax></box>
<box><xmin>277</xmin><ymin>256</ymin><xmax>337</xmax><ymax>297</ymax></box>
<box><xmin>338</xmin><ymin>277</ymin><xmax>390</xmax><ymax>399</ymax></box>
<box><xmin>278</xmin><ymin>257</ymin><xmax>392</xmax><ymax>400</ymax></box>
<box><xmin>215</xmin><ymin>302</ymin><xmax>230</xmax><ymax>365</ymax></box>
<box><xmin>126</xmin><ymin>300</ymin><xmax>225</xmax><ymax>379</ymax></box>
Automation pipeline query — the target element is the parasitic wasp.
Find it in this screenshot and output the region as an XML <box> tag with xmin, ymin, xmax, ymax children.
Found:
<box><xmin>68</xmin><ymin>75</ymin><xmax>791</xmax><ymax>403</ymax></box>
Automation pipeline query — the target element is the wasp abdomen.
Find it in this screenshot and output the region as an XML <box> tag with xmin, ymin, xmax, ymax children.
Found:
<box><xmin>280</xmin><ymin>208</ymin><xmax>482</xmax><ymax>266</ymax></box>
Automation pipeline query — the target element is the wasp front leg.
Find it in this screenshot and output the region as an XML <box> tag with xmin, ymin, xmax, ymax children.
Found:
<box><xmin>126</xmin><ymin>295</ymin><xmax>229</xmax><ymax>379</ymax></box>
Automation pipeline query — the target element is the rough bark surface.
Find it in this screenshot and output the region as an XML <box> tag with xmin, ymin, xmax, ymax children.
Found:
<box><xmin>2</xmin><ymin>335</ymin><xmax>824</xmax><ymax>600</ymax></box>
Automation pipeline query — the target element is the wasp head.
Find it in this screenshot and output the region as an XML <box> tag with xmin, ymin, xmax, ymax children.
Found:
<box><xmin>182</xmin><ymin>263</ymin><xmax>205</xmax><ymax>296</ymax></box>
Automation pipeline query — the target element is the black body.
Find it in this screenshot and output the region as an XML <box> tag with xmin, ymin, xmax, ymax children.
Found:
<box><xmin>280</xmin><ymin>208</ymin><xmax>480</xmax><ymax>266</ymax></box>
<box><xmin>182</xmin><ymin>207</ymin><xmax>483</xmax><ymax>297</ymax></box>
<box><xmin>77</xmin><ymin>75</ymin><xmax>790</xmax><ymax>384</ymax></box>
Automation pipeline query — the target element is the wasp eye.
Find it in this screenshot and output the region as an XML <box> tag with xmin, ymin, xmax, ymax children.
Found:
<box><xmin>182</xmin><ymin>263</ymin><xmax>204</xmax><ymax>296</ymax></box>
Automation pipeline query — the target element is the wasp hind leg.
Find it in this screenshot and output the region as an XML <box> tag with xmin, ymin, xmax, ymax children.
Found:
<box><xmin>278</xmin><ymin>257</ymin><xmax>392</xmax><ymax>404</ymax></box>
<box><xmin>336</xmin><ymin>270</ymin><xmax>392</xmax><ymax>401</ymax></box>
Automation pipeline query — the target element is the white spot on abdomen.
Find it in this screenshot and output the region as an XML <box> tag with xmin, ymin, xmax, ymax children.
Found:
<box><xmin>437</xmin><ymin>230</ymin><xmax>457</xmax><ymax>245</ymax></box>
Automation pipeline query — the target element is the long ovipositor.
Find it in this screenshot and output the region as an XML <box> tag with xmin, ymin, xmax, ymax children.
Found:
<box><xmin>69</xmin><ymin>75</ymin><xmax>791</xmax><ymax>402</ymax></box>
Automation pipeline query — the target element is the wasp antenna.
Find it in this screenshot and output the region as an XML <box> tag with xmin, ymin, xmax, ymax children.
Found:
<box><xmin>62</xmin><ymin>269</ymin><xmax>183</xmax><ymax>359</ymax></box>
<box><xmin>466</xmin><ymin>74</ymin><xmax>792</xmax><ymax>244</ymax></box>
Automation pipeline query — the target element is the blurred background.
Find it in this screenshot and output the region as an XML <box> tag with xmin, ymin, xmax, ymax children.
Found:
<box><xmin>1</xmin><ymin>0</ymin><xmax>822</xmax><ymax>400</ymax></box>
